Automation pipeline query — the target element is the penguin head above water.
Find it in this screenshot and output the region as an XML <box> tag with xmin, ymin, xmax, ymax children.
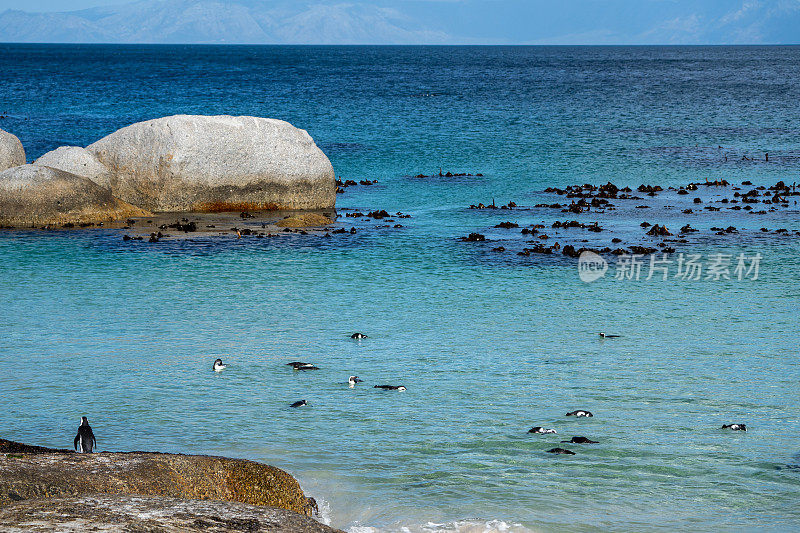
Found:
<box><xmin>80</xmin><ymin>416</ymin><xmax>89</xmax><ymax>426</ymax></box>
<box><xmin>213</xmin><ymin>359</ymin><xmax>227</xmax><ymax>372</ymax></box>
<box><xmin>290</xmin><ymin>400</ymin><xmax>308</xmax><ymax>408</ymax></box>
<box><xmin>350</xmin><ymin>332</ymin><xmax>368</xmax><ymax>339</ymax></box>
<box><xmin>349</xmin><ymin>376</ymin><xmax>364</xmax><ymax>384</ymax></box>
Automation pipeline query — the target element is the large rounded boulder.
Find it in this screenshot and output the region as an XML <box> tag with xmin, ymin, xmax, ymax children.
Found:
<box><xmin>0</xmin><ymin>164</ymin><xmax>150</xmax><ymax>227</ymax></box>
<box><xmin>87</xmin><ymin>115</ymin><xmax>336</xmax><ymax>212</ymax></box>
<box><xmin>35</xmin><ymin>146</ymin><xmax>112</xmax><ymax>189</ymax></box>
<box><xmin>0</xmin><ymin>128</ymin><xmax>25</xmax><ymax>171</ymax></box>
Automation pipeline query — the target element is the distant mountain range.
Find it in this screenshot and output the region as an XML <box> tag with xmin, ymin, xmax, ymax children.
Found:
<box><xmin>0</xmin><ymin>0</ymin><xmax>451</xmax><ymax>44</ymax></box>
<box><xmin>0</xmin><ymin>0</ymin><xmax>798</xmax><ymax>45</ymax></box>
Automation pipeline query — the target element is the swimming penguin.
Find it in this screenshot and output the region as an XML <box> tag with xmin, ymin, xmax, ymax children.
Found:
<box><xmin>350</xmin><ymin>333</ymin><xmax>368</xmax><ymax>339</ymax></box>
<box><xmin>562</xmin><ymin>436</ymin><xmax>598</xmax><ymax>444</ymax></box>
<box><xmin>599</xmin><ymin>333</ymin><xmax>621</xmax><ymax>338</ymax></box>
<box><xmin>566</xmin><ymin>410</ymin><xmax>593</xmax><ymax>417</ymax></box>
<box><xmin>721</xmin><ymin>423</ymin><xmax>747</xmax><ymax>431</ymax></box>
<box><xmin>349</xmin><ymin>376</ymin><xmax>364</xmax><ymax>385</ymax></box>
<box><xmin>290</xmin><ymin>400</ymin><xmax>308</xmax><ymax>408</ymax></box>
<box><xmin>74</xmin><ymin>416</ymin><xmax>96</xmax><ymax>453</ymax></box>
<box><xmin>287</xmin><ymin>362</ymin><xmax>319</xmax><ymax>370</ymax></box>
<box><xmin>374</xmin><ymin>385</ymin><xmax>406</xmax><ymax>391</ymax></box>
<box><xmin>528</xmin><ymin>427</ymin><xmax>557</xmax><ymax>434</ymax></box>
<box><xmin>213</xmin><ymin>358</ymin><xmax>227</xmax><ymax>372</ymax></box>
<box><xmin>546</xmin><ymin>447</ymin><xmax>576</xmax><ymax>455</ymax></box>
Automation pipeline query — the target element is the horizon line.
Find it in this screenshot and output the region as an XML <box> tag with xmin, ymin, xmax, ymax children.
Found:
<box><xmin>2</xmin><ymin>42</ymin><xmax>800</xmax><ymax>47</ymax></box>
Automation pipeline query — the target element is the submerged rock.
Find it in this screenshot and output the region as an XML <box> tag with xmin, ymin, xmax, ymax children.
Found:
<box><xmin>0</xmin><ymin>438</ymin><xmax>314</xmax><ymax>516</ymax></box>
<box><xmin>35</xmin><ymin>146</ymin><xmax>112</xmax><ymax>189</ymax></box>
<box><xmin>275</xmin><ymin>213</ymin><xmax>334</xmax><ymax>228</ymax></box>
<box><xmin>0</xmin><ymin>128</ymin><xmax>25</xmax><ymax>171</ymax></box>
<box><xmin>0</xmin><ymin>165</ymin><xmax>150</xmax><ymax>227</ymax></box>
<box><xmin>0</xmin><ymin>495</ymin><xmax>340</xmax><ymax>533</ymax></box>
<box><xmin>87</xmin><ymin>115</ymin><xmax>335</xmax><ymax>212</ymax></box>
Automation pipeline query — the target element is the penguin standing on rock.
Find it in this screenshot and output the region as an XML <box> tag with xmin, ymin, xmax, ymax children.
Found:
<box><xmin>74</xmin><ymin>417</ymin><xmax>96</xmax><ymax>453</ymax></box>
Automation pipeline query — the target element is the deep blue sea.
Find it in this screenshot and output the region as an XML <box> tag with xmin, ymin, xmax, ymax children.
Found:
<box><xmin>1</xmin><ymin>45</ymin><xmax>799</xmax><ymax>532</ymax></box>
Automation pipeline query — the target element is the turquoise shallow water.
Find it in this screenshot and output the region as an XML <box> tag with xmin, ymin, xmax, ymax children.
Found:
<box><xmin>1</xmin><ymin>45</ymin><xmax>800</xmax><ymax>531</ymax></box>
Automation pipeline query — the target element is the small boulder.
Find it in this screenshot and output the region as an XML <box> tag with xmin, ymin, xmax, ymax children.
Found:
<box><xmin>35</xmin><ymin>146</ymin><xmax>112</xmax><ymax>189</ymax></box>
<box><xmin>0</xmin><ymin>128</ymin><xmax>25</xmax><ymax>171</ymax></box>
<box><xmin>0</xmin><ymin>164</ymin><xmax>150</xmax><ymax>227</ymax></box>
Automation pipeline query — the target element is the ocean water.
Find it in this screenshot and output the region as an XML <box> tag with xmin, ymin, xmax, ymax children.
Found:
<box><xmin>1</xmin><ymin>45</ymin><xmax>800</xmax><ymax>531</ymax></box>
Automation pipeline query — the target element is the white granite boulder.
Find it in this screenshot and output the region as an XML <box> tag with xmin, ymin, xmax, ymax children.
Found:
<box><xmin>35</xmin><ymin>146</ymin><xmax>112</xmax><ymax>189</ymax></box>
<box><xmin>0</xmin><ymin>164</ymin><xmax>150</xmax><ymax>227</ymax></box>
<box><xmin>87</xmin><ymin>115</ymin><xmax>336</xmax><ymax>212</ymax></box>
<box><xmin>0</xmin><ymin>128</ymin><xmax>25</xmax><ymax>171</ymax></box>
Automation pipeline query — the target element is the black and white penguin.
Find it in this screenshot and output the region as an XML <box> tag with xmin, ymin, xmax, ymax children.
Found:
<box><xmin>349</xmin><ymin>376</ymin><xmax>364</xmax><ymax>385</ymax></box>
<box><xmin>721</xmin><ymin>423</ymin><xmax>747</xmax><ymax>431</ymax></box>
<box><xmin>290</xmin><ymin>400</ymin><xmax>308</xmax><ymax>408</ymax></box>
<box><xmin>350</xmin><ymin>333</ymin><xmax>368</xmax><ymax>340</ymax></box>
<box><xmin>73</xmin><ymin>416</ymin><xmax>96</xmax><ymax>453</ymax></box>
<box><xmin>287</xmin><ymin>362</ymin><xmax>319</xmax><ymax>370</ymax></box>
<box><xmin>528</xmin><ymin>427</ymin><xmax>557</xmax><ymax>434</ymax></box>
<box><xmin>546</xmin><ymin>447</ymin><xmax>575</xmax><ymax>455</ymax></box>
<box><xmin>566</xmin><ymin>410</ymin><xmax>593</xmax><ymax>417</ymax></box>
<box><xmin>562</xmin><ymin>436</ymin><xmax>598</xmax><ymax>444</ymax></box>
<box><xmin>374</xmin><ymin>385</ymin><xmax>406</xmax><ymax>391</ymax></box>
<box><xmin>213</xmin><ymin>358</ymin><xmax>227</xmax><ymax>372</ymax></box>
<box><xmin>599</xmin><ymin>333</ymin><xmax>621</xmax><ymax>338</ymax></box>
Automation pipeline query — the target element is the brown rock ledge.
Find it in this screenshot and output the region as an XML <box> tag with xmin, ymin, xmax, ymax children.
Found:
<box><xmin>0</xmin><ymin>439</ymin><xmax>321</xmax><ymax>520</ymax></box>
<box><xmin>0</xmin><ymin>494</ymin><xmax>341</xmax><ymax>532</ymax></box>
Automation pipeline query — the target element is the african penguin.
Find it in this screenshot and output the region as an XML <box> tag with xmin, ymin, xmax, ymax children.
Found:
<box><xmin>74</xmin><ymin>416</ymin><xmax>96</xmax><ymax>453</ymax></box>
<box><xmin>349</xmin><ymin>376</ymin><xmax>364</xmax><ymax>385</ymax></box>
<box><xmin>546</xmin><ymin>447</ymin><xmax>576</xmax><ymax>455</ymax></box>
<box><xmin>290</xmin><ymin>400</ymin><xmax>308</xmax><ymax>408</ymax></box>
<box><xmin>528</xmin><ymin>427</ymin><xmax>557</xmax><ymax>434</ymax></box>
<box><xmin>213</xmin><ymin>358</ymin><xmax>227</xmax><ymax>372</ymax></box>
<box><xmin>721</xmin><ymin>423</ymin><xmax>747</xmax><ymax>431</ymax></box>
<box><xmin>374</xmin><ymin>385</ymin><xmax>406</xmax><ymax>391</ymax></box>
<box><xmin>566</xmin><ymin>410</ymin><xmax>593</xmax><ymax>417</ymax></box>
<box><xmin>562</xmin><ymin>436</ymin><xmax>598</xmax><ymax>444</ymax></box>
<box><xmin>287</xmin><ymin>362</ymin><xmax>319</xmax><ymax>370</ymax></box>
<box><xmin>350</xmin><ymin>333</ymin><xmax>368</xmax><ymax>339</ymax></box>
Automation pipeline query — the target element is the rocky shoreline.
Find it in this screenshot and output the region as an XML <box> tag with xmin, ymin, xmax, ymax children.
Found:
<box><xmin>0</xmin><ymin>438</ymin><xmax>338</xmax><ymax>532</ymax></box>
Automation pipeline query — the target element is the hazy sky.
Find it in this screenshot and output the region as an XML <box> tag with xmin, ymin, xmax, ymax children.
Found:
<box><xmin>0</xmin><ymin>0</ymin><xmax>798</xmax><ymax>44</ymax></box>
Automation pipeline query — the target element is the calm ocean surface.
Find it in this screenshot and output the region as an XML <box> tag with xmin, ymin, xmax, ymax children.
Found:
<box><xmin>1</xmin><ymin>45</ymin><xmax>799</xmax><ymax>531</ymax></box>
